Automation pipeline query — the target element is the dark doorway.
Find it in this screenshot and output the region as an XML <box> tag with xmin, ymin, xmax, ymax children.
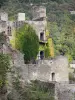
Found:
<box><xmin>52</xmin><ymin>73</ymin><xmax>55</xmax><ymax>81</ymax></box>
<box><xmin>40</xmin><ymin>51</ymin><xmax>44</xmax><ymax>60</ymax></box>
<box><xmin>40</xmin><ymin>32</ymin><xmax>44</xmax><ymax>41</ymax></box>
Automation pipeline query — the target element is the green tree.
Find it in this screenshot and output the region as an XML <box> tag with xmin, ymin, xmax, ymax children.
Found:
<box><xmin>15</xmin><ymin>23</ymin><xmax>39</xmax><ymax>63</ymax></box>
<box><xmin>0</xmin><ymin>0</ymin><xmax>7</xmax><ymax>7</ymax></box>
<box><xmin>48</xmin><ymin>13</ymin><xmax>75</xmax><ymax>62</ymax></box>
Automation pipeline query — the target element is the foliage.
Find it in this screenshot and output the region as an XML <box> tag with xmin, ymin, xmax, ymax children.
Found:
<box><xmin>39</xmin><ymin>45</ymin><xmax>45</xmax><ymax>51</ymax></box>
<box><xmin>7</xmin><ymin>79</ymin><xmax>55</xmax><ymax>100</ymax></box>
<box><xmin>48</xmin><ymin>38</ymin><xmax>54</xmax><ymax>57</ymax></box>
<box><xmin>48</xmin><ymin>13</ymin><xmax>75</xmax><ymax>61</ymax></box>
<box><xmin>12</xmin><ymin>23</ymin><xmax>39</xmax><ymax>63</ymax></box>
<box><xmin>1</xmin><ymin>0</ymin><xmax>75</xmax><ymax>20</ymax></box>
<box><xmin>0</xmin><ymin>0</ymin><xmax>7</xmax><ymax>7</ymax></box>
<box><xmin>45</xmin><ymin>46</ymin><xmax>50</xmax><ymax>58</ymax></box>
<box><xmin>0</xmin><ymin>53</ymin><xmax>10</xmax><ymax>87</ymax></box>
<box><xmin>69</xmin><ymin>72</ymin><xmax>75</xmax><ymax>83</ymax></box>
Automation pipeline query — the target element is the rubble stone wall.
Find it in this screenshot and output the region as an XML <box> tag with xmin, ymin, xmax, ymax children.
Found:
<box><xmin>13</xmin><ymin>52</ymin><xmax>69</xmax><ymax>83</ymax></box>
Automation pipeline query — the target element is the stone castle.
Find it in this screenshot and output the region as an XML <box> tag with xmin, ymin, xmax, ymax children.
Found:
<box><xmin>0</xmin><ymin>5</ymin><xmax>69</xmax><ymax>83</ymax></box>
<box><xmin>0</xmin><ymin>6</ymin><xmax>54</xmax><ymax>59</ymax></box>
<box><xmin>0</xmin><ymin>6</ymin><xmax>75</xmax><ymax>100</ymax></box>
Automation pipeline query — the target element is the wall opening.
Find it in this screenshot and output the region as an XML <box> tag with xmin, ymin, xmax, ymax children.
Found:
<box><xmin>40</xmin><ymin>32</ymin><xmax>44</xmax><ymax>41</ymax></box>
<box><xmin>40</xmin><ymin>51</ymin><xmax>44</xmax><ymax>60</ymax></box>
<box><xmin>52</xmin><ymin>73</ymin><xmax>55</xmax><ymax>81</ymax></box>
<box><xmin>7</xmin><ymin>26</ymin><xmax>11</xmax><ymax>36</ymax></box>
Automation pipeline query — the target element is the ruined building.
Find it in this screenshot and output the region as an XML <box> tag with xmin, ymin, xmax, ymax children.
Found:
<box><xmin>0</xmin><ymin>5</ymin><xmax>69</xmax><ymax>83</ymax></box>
<box><xmin>1</xmin><ymin>6</ymin><xmax>75</xmax><ymax>100</ymax></box>
<box><xmin>0</xmin><ymin>6</ymin><xmax>54</xmax><ymax>60</ymax></box>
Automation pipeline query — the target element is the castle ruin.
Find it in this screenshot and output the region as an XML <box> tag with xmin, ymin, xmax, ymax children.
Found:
<box><xmin>0</xmin><ymin>6</ymin><xmax>75</xmax><ymax>100</ymax></box>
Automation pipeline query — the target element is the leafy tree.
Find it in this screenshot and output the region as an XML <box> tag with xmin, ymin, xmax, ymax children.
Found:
<box><xmin>48</xmin><ymin>13</ymin><xmax>75</xmax><ymax>62</ymax></box>
<box><xmin>7</xmin><ymin>78</ymin><xmax>55</xmax><ymax>100</ymax></box>
<box><xmin>0</xmin><ymin>0</ymin><xmax>7</xmax><ymax>7</ymax></box>
<box><xmin>14</xmin><ymin>23</ymin><xmax>39</xmax><ymax>63</ymax></box>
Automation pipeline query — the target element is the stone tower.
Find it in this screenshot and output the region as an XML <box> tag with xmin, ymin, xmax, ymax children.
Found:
<box><xmin>31</xmin><ymin>6</ymin><xmax>47</xmax><ymax>59</ymax></box>
<box><xmin>31</xmin><ymin>6</ymin><xmax>54</xmax><ymax>58</ymax></box>
<box><xmin>32</xmin><ymin>6</ymin><xmax>46</xmax><ymax>21</ymax></box>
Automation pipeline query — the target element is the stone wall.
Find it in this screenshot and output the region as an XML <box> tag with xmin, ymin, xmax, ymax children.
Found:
<box><xmin>12</xmin><ymin>51</ymin><xmax>69</xmax><ymax>83</ymax></box>
<box><xmin>26</xmin><ymin>20</ymin><xmax>47</xmax><ymax>41</ymax></box>
<box><xmin>7</xmin><ymin>51</ymin><xmax>75</xmax><ymax>100</ymax></box>
<box><xmin>55</xmin><ymin>83</ymin><xmax>75</xmax><ymax>100</ymax></box>
<box><xmin>7</xmin><ymin>80</ymin><xmax>55</xmax><ymax>100</ymax></box>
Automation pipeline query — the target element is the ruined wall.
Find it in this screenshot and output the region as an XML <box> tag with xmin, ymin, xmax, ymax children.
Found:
<box><xmin>26</xmin><ymin>56</ymin><xmax>69</xmax><ymax>83</ymax></box>
<box><xmin>26</xmin><ymin>20</ymin><xmax>47</xmax><ymax>41</ymax></box>
<box><xmin>7</xmin><ymin>80</ymin><xmax>55</xmax><ymax>100</ymax></box>
<box><xmin>55</xmin><ymin>83</ymin><xmax>75</xmax><ymax>100</ymax></box>
<box><xmin>13</xmin><ymin>51</ymin><xmax>69</xmax><ymax>83</ymax></box>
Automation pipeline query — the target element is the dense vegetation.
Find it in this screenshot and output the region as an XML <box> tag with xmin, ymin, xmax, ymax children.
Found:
<box><xmin>0</xmin><ymin>34</ymin><xmax>10</xmax><ymax>100</ymax></box>
<box><xmin>0</xmin><ymin>53</ymin><xmax>10</xmax><ymax>100</ymax></box>
<box><xmin>7</xmin><ymin>79</ymin><xmax>55</xmax><ymax>100</ymax></box>
<box><xmin>11</xmin><ymin>23</ymin><xmax>39</xmax><ymax>63</ymax></box>
<box><xmin>48</xmin><ymin>14</ymin><xmax>75</xmax><ymax>62</ymax></box>
<box><xmin>1</xmin><ymin>0</ymin><xmax>75</xmax><ymax>20</ymax></box>
<box><xmin>0</xmin><ymin>0</ymin><xmax>74</xmax><ymax>5</ymax></box>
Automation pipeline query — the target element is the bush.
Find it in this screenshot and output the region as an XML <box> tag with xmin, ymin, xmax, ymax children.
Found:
<box><xmin>7</xmin><ymin>80</ymin><xmax>55</xmax><ymax>100</ymax></box>
<box><xmin>0</xmin><ymin>53</ymin><xmax>10</xmax><ymax>87</ymax></box>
